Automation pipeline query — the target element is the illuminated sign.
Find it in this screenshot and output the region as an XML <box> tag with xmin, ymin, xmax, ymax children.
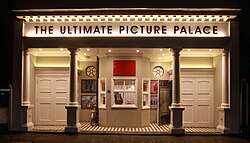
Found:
<box><xmin>23</xmin><ymin>22</ymin><xmax>229</xmax><ymax>37</ymax></box>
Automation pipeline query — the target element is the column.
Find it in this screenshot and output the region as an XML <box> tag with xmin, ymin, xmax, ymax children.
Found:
<box><xmin>169</xmin><ymin>48</ymin><xmax>185</xmax><ymax>134</ymax></box>
<box><xmin>221</xmin><ymin>49</ymin><xmax>229</xmax><ymax>108</ymax></box>
<box><xmin>23</xmin><ymin>48</ymin><xmax>31</xmax><ymax>106</ymax></box>
<box><xmin>69</xmin><ymin>48</ymin><xmax>78</xmax><ymax>105</ymax></box>
<box><xmin>65</xmin><ymin>48</ymin><xmax>80</xmax><ymax>133</ymax></box>
<box><xmin>217</xmin><ymin>48</ymin><xmax>230</xmax><ymax>133</ymax></box>
<box><xmin>21</xmin><ymin>48</ymin><xmax>34</xmax><ymax>131</ymax></box>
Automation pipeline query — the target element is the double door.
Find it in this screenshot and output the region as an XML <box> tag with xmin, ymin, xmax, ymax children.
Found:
<box><xmin>36</xmin><ymin>75</ymin><xmax>69</xmax><ymax>125</ymax></box>
<box><xmin>181</xmin><ymin>77</ymin><xmax>214</xmax><ymax>127</ymax></box>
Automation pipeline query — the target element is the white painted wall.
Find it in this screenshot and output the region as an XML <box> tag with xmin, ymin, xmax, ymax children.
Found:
<box><xmin>36</xmin><ymin>57</ymin><xmax>70</xmax><ymax>67</ymax></box>
<box><xmin>180</xmin><ymin>57</ymin><xmax>213</xmax><ymax>68</ymax></box>
<box><xmin>78</xmin><ymin>61</ymin><xmax>97</xmax><ymax>122</ymax></box>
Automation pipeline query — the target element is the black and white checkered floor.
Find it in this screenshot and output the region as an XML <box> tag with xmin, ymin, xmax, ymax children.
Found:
<box><xmin>32</xmin><ymin>122</ymin><xmax>221</xmax><ymax>134</ymax></box>
<box><xmin>80</xmin><ymin>122</ymin><xmax>170</xmax><ymax>134</ymax></box>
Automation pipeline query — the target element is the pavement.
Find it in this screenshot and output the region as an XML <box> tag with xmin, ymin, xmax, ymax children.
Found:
<box><xmin>0</xmin><ymin>132</ymin><xmax>250</xmax><ymax>143</ymax></box>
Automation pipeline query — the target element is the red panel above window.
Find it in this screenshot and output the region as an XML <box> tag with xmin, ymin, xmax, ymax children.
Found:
<box><xmin>113</xmin><ymin>60</ymin><xmax>136</xmax><ymax>76</ymax></box>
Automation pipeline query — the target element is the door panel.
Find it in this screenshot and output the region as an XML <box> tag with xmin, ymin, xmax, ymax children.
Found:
<box><xmin>39</xmin><ymin>103</ymin><xmax>52</xmax><ymax>122</ymax></box>
<box><xmin>182</xmin><ymin>105</ymin><xmax>194</xmax><ymax>125</ymax></box>
<box><xmin>181</xmin><ymin>78</ymin><xmax>195</xmax><ymax>126</ymax></box>
<box><xmin>37</xmin><ymin>78</ymin><xmax>53</xmax><ymax>125</ymax></box>
<box><xmin>54</xmin><ymin>78</ymin><xmax>68</xmax><ymax>124</ymax></box>
<box><xmin>55</xmin><ymin>103</ymin><xmax>67</xmax><ymax>122</ymax></box>
<box><xmin>197</xmin><ymin>80</ymin><xmax>211</xmax><ymax>101</ymax></box>
<box><xmin>181</xmin><ymin>79</ymin><xmax>195</xmax><ymax>102</ymax></box>
<box><xmin>197</xmin><ymin>105</ymin><xmax>210</xmax><ymax>123</ymax></box>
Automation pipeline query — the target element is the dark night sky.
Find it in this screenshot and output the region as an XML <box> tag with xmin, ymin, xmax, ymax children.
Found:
<box><xmin>1</xmin><ymin>0</ymin><xmax>14</xmax><ymax>88</ymax></box>
<box><xmin>238</xmin><ymin>0</ymin><xmax>250</xmax><ymax>82</ymax></box>
<box><xmin>1</xmin><ymin>0</ymin><xmax>250</xmax><ymax>88</ymax></box>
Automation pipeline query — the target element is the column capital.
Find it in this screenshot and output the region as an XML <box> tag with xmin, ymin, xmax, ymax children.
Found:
<box><xmin>170</xmin><ymin>48</ymin><xmax>182</xmax><ymax>56</ymax></box>
<box><xmin>68</xmin><ymin>48</ymin><xmax>79</xmax><ymax>53</ymax></box>
<box><xmin>222</xmin><ymin>48</ymin><xmax>229</xmax><ymax>56</ymax></box>
<box><xmin>170</xmin><ymin>48</ymin><xmax>182</xmax><ymax>53</ymax></box>
<box><xmin>24</xmin><ymin>48</ymin><xmax>30</xmax><ymax>55</ymax></box>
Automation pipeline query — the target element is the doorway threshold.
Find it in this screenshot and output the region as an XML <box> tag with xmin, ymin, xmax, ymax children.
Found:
<box><xmin>185</xmin><ymin>127</ymin><xmax>221</xmax><ymax>135</ymax></box>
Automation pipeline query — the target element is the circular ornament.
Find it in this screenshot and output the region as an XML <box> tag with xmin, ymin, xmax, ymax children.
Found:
<box><xmin>153</xmin><ymin>66</ymin><xmax>164</xmax><ymax>77</ymax></box>
<box><xmin>85</xmin><ymin>66</ymin><xmax>97</xmax><ymax>77</ymax></box>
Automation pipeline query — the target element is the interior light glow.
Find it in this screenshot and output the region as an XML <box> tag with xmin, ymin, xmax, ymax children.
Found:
<box><xmin>136</xmin><ymin>50</ymin><xmax>139</xmax><ymax>52</ymax></box>
<box><xmin>60</xmin><ymin>48</ymin><xmax>64</xmax><ymax>51</ymax></box>
<box><xmin>209</xmin><ymin>49</ymin><xmax>213</xmax><ymax>52</ymax></box>
<box><xmin>188</xmin><ymin>49</ymin><xmax>191</xmax><ymax>51</ymax></box>
<box><xmin>162</xmin><ymin>53</ymin><xmax>165</xmax><ymax>56</ymax></box>
<box><xmin>108</xmin><ymin>49</ymin><xmax>111</xmax><ymax>52</ymax></box>
<box><xmin>84</xmin><ymin>53</ymin><xmax>86</xmax><ymax>56</ymax></box>
<box><xmin>160</xmin><ymin>49</ymin><xmax>163</xmax><ymax>52</ymax></box>
<box><xmin>39</xmin><ymin>48</ymin><xmax>42</xmax><ymax>51</ymax></box>
<box><xmin>87</xmin><ymin>48</ymin><xmax>90</xmax><ymax>51</ymax></box>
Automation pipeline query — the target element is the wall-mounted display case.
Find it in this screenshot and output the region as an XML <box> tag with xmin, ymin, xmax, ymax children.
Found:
<box><xmin>111</xmin><ymin>77</ymin><xmax>137</xmax><ymax>108</ymax></box>
<box><xmin>142</xmin><ymin>78</ymin><xmax>150</xmax><ymax>109</ymax></box>
<box><xmin>98</xmin><ymin>78</ymin><xmax>107</xmax><ymax>109</ymax></box>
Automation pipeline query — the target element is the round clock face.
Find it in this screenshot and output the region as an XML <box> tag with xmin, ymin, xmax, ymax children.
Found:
<box><xmin>153</xmin><ymin>66</ymin><xmax>164</xmax><ymax>77</ymax></box>
<box><xmin>85</xmin><ymin>66</ymin><xmax>97</xmax><ymax>77</ymax></box>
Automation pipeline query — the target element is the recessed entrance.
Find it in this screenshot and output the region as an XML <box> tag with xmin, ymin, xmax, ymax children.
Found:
<box><xmin>30</xmin><ymin>48</ymin><xmax>221</xmax><ymax>130</ymax></box>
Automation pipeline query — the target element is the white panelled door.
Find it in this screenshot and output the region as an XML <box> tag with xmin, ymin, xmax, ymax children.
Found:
<box><xmin>181</xmin><ymin>77</ymin><xmax>213</xmax><ymax>127</ymax></box>
<box><xmin>36</xmin><ymin>75</ymin><xmax>69</xmax><ymax>125</ymax></box>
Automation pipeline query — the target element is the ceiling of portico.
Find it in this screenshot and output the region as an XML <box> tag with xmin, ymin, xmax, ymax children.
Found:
<box><xmin>29</xmin><ymin>48</ymin><xmax>222</xmax><ymax>62</ymax></box>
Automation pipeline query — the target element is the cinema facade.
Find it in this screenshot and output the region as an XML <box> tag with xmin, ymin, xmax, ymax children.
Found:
<box><xmin>11</xmin><ymin>8</ymin><xmax>240</xmax><ymax>134</ymax></box>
